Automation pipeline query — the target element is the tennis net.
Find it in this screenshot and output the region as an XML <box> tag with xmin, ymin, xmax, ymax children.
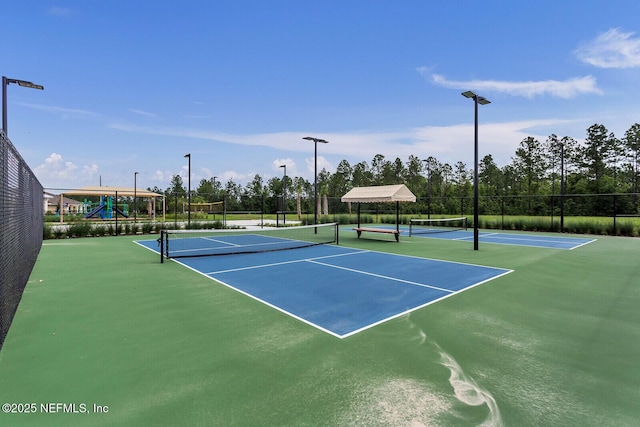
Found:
<box><xmin>409</xmin><ymin>217</ymin><xmax>468</xmax><ymax>236</ymax></box>
<box><xmin>160</xmin><ymin>222</ymin><xmax>339</xmax><ymax>262</ymax></box>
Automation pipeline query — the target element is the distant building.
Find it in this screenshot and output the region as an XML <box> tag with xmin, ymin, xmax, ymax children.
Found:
<box><xmin>44</xmin><ymin>192</ymin><xmax>85</xmax><ymax>215</ymax></box>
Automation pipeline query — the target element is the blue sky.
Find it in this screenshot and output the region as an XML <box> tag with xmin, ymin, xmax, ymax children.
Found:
<box><xmin>3</xmin><ymin>1</ymin><xmax>640</xmax><ymax>191</ymax></box>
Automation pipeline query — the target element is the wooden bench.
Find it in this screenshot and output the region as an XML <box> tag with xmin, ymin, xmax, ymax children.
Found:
<box><xmin>353</xmin><ymin>227</ymin><xmax>400</xmax><ymax>242</ymax></box>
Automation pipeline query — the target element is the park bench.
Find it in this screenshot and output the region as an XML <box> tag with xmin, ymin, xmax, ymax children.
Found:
<box><xmin>353</xmin><ymin>227</ymin><xmax>400</xmax><ymax>242</ymax></box>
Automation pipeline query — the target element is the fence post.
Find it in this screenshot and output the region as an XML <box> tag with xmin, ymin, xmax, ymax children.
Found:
<box><xmin>613</xmin><ymin>194</ymin><xmax>617</xmax><ymax>235</ymax></box>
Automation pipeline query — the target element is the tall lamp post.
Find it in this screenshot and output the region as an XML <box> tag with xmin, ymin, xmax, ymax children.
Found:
<box><xmin>302</xmin><ymin>136</ymin><xmax>329</xmax><ymax>226</ymax></box>
<box><xmin>279</xmin><ymin>164</ymin><xmax>287</xmax><ymax>224</ymax></box>
<box><xmin>560</xmin><ymin>142</ymin><xmax>565</xmax><ymax>233</ymax></box>
<box><xmin>134</xmin><ymin>171</ymin><xmax>138</xmax><ymax>223</ymax></box>
<box><xmin>212</xmin><ymin>176</ymin><xmax>218</xmax><ymax>221</ymax></box>
<box><xmin>461</xmin><ymin>90</ymin><xmax>490</xmax><ymax>251</ymax></box>
<box><xmin>422</xmin><ymin>158</ymin><xmax>432</xmax><ymax>219</ymax></box>
<box><xmin>2</xmin><ymin>76</ymin><xmax>44</xmax><ymax>135</ymax></box>
<box><xmin>184</xmin><ymin>153</ymin><xmax>191</xmax><ymax>226</ymax></box>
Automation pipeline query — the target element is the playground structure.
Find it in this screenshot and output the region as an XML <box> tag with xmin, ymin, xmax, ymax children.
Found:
<box><xmin>55</xmin><ymin>186</ymin><xmax>165</xmax><ymax>223</ymax></box>
<box><xmin>84</xmin><ymin>196</ymin><xmax>129</xmax><ymax>219</ymax></box>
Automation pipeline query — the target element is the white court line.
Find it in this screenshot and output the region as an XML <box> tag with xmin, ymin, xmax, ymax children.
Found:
<box><xmin>569</xmin><ymin>239</ymin><xmax>598</xmax><ymax>250</ymax></box>
<box><xmin>440</xmin><ymin>231</ymin><xmax>593</xmax><ymax>249</ymax></box>
<box><xmin>164</xmin><ymin>245</ymin><xmax>514</xmax><ymax>340</ymax></box>
<box><xmin>452</xmin><ymin>235</ymin><xmax>474</xmax><ymax>240</ymax></box>
<box><xmin>450</xmin><ymin>232</ymin><xmax>502</xmax><ymax>241</ymax></box>
<box><xmin>205</xmin><ymin>249</ymin><xmax>370</xmax><ymax>275</ymax></box>
<box><xmin>201</xmin><ymin>236</ymin><xmax>241</xmax><ymax>247</ymax></box>
<box><xmin>174</xmin><ymin>239</ymin><xmax>303</xmax><ymax>256</ymax></box>
<box><xmin>307</xmin><ymin>259</ymin><xmax>454</xmax><ymax>294</ymax></box>
<box><xmin>481</xmin><ymin>234</ymin><xmax>578</xmax><ymax>244</ymax></box>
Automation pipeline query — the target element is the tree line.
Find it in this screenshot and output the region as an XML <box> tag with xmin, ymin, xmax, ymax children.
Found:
<box><xmin>149</xmin><ymin>122</ymin><xmax>640</xmax><ymax>217</ymax></box>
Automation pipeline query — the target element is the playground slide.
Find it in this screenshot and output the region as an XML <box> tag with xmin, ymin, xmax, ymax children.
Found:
<box><xmin>114</xmin><ymin>207</ymin><xmax>129</xmax><ymax>218</ymax></box>
<box><xmin>85</xmin><ymin>203</ymin><xmax>106</xmax><ymax>219</ymax></box>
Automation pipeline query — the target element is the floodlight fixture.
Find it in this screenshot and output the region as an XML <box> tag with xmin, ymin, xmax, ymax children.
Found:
<box><xmin>302</xmin><ymin>136</ymin><xmax>329</xmax><ymax>226</ymax></box>
<box><xmin>461</xmin><ymin>91</ymin><xmax>491</xmax><ymax>250</ymax></box>
<box><xmin>2</xmin><ymin>76</ymin><xmax>44</xmax><ymax>135</ymax></box>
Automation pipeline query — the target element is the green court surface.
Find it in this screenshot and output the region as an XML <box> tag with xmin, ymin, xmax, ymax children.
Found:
<box><xmin>0</xmin><ymin>230</ymin><xmax>638</xmax><ymax>426</ymax></box>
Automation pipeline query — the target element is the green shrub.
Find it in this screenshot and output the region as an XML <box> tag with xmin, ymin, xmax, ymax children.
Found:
<box><xmin>69</xmin><ymin>222</ymin><xmax>92</xmax><ymax>238</ymax></box>
<box><xmin>53</xmin><ymin>227</ymin><xmax>66</xmax><ymax>239</ymax></box>
<box><xmin>43</xmin><ymin>224</ymin><xmax>52</xmax><ymax>240</ymax></box>
<box><xmin>93</xmin><ymin>225</ymin><xmax>107</xmax><ymax>237</ymax></box>
<box><xmin>617</xmin><ymin>220</ymin><xmax>638</xmax><ymax>237</ymax></box>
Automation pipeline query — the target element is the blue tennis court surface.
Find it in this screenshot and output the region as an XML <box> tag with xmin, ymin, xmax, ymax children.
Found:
<box><xmin>347</xmin><ymin>226</ymin><xmax>596</xmax><ymax>249</ymax></box>
<box><xmin>136</xmin><ymin>239</ymin><xmax>511</xmax><ymax>338</ymax></box>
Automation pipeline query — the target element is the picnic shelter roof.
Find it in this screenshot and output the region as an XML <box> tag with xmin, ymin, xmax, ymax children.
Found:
<box><xmin>341</xmin><ymin>184</ymin><xmax>416</xmax><ymax>203</ymax></box>
<box><xmin>61</xmin><ymin>186</ymin><xmax>164</xmax><ymax>198</ymax></box>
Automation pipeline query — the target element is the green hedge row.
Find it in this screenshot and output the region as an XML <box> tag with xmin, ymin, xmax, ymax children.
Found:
<box><xmin>304</xmin><ymin>214</ymin><xmax>640</xmax><ymax>237</ymax></box>
<box><xmin>43</xmin><ymin>221</ymin><xmax>225</xmax><ymax>239</ymax></box>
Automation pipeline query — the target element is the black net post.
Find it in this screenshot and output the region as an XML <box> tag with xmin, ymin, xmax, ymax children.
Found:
<box><xmin>160</xmin><ymin>230</ymin><xmax>166</xmax><ymax>263</ymax></box>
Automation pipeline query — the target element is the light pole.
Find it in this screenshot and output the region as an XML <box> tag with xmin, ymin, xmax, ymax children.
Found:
<box><xmin>2</xmin><ymin>76</ymin><xmax>44</xmax><ymax>135</ymax></box>
<box><xmin>212</xmin><ymin>176</ymin><xmax>218</xmax><ymax>221</ymax></box>
<box><xmin>422</xmin><ymin>158</ymin><xmax>432</xmax><ymax>219</ymax></box>
<box><xmin>302</xmin><ymin>136</ymin><xmax>329</xmax><ymax>226</ymax></box>
<box><xmin>134</xmin><ymin>171</ymin><xmax>138</xmax><ymax>223</ymax></box>
<box><xmin>279</xmin><ymin>164</ymin><xmax>287</xmax><ymax>224</ymax></box>
<box><xmin>184</xmin><ymin>153</ymin><xmax>191</xmax><ymax>226</ymax></box>
<box><xmin>461</xmin><ymin>91</ymin><xmax>490</xmax><ymax>251</ymax></box>
<box><xmin>560</xmin><ymin>142</ymin><xmax>565</xmax><ymax>233</ymax></box>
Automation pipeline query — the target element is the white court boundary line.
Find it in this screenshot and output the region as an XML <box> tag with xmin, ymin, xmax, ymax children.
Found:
<box><xmin>193</xmin><ymin>247</ymin><xmax>513</xmax><ymax>339</ymax></box>
<box><xmin>204</xmin><ymin>249</ymin><xmax>369</xmax><ymax>275</ymax></box>
<box><xmin>421</xmin><ymin>230</ymin><xmax>596</xmax><ymax>250</ymax></box>
<box><xmin>307</xmin><ymin>259</ymin><xmax>454</xmax><ymax>294</ymax></box>
<box><xmin>134</xmin><ymin>241</ymin><xmax>514</xmax><ymax>339</ymax></box>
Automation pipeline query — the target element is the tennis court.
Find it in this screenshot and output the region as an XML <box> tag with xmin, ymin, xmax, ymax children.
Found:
<box><xmin>136</xmin><ymin>234</ymin><xmax>511</xmax><ymax>338</ymax></box>
<box><xmin>1</xmin><ymin>225</ymin><xmax>638</xmax><ymax>426</ymax></box>
<box><xmin>349</xmin><ymin>219</ymin><xmax>596</xmax><ymax>249</ymax></box>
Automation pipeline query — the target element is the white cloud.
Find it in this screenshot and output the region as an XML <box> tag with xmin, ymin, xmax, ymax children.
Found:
<box><xmin>575</xmin><ymin>28</ymin><xmax>640</xmax><ymax>68</ymax></box>
<box><xmin>272</xmin><ymin>158</ymin><xmax>297</xmax><ymax>176</ymax></box>
<box><xmin>219</xmin><ymin>170</ymin><xmax>248</xmax><ymax>183</ymax></box>
<box><xmin>34</xmin><ymin>153</ymin><xmax>102</xmax><ymax>188</ymax></box>
<box><xmin>34</xmin><ymin>153</ymin><xmax>79</xmax><ymax>185</ymax></box>
<box><xmin>152</xmin><ymin>170</ymin><xmax>166</xmax><ymax>182</ymax></box>
<box><xmin>110</xmin><ymin>118</ymin><xmax>587</xmax><ymax>174</ymax></box>
<box><xmin>17</xmin><ymin>102</ymin><xmax>102</xmax><ymax>119</ymax></box>
<box><xmin>305</xmin><ymin>155</ymin><xmax>333</xmax><ymax>175</ymax></box>
<box><xmin>128</xmin><ymin>108</ymin><xmax>157</xmax><ymax>118</ymax></box>
<box><xmin>82</xmin><ymin>164</ymin><xmax>99</xmax><ymax>177</ymax></box>
<box><xmin>429</xmin><ymin>73</ymin><xmax>602</xmax><ymax>99</ymax></box>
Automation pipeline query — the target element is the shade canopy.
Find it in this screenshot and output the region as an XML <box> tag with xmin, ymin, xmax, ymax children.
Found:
<box><xmin>341</xmin><ymin>184</ymin><xmax>416</xmax><ymax>204</ymax></box>
<box><xmin>62</xmin><ymin>186</ymin><xmax>163</xmax><ymax>198</ymax></box>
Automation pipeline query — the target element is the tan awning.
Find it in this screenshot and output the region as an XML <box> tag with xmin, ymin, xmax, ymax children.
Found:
<box><xmin>341</xmin><ymin>184</ymin><xmax>416</xmax><ymax>203</ymax></box>
<box><xmin>62</xmin><ymin>186</ymin><xmax>163</xmax><ymax>198</ymax></box>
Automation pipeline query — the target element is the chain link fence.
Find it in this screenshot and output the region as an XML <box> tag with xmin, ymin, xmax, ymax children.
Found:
<box><xmin>0</xmin><ymin>130</ymin><xmax>44</xmax><ymax>350</ymax></box>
